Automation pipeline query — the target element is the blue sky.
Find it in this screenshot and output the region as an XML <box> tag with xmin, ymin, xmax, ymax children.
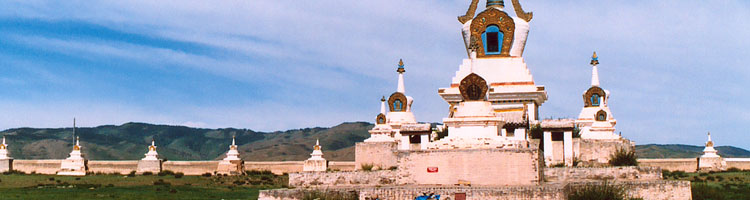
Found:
<box><xmin>0</xmin><ymin>1</ymin><xmax>748</xmax><ymax>149</ymax></box>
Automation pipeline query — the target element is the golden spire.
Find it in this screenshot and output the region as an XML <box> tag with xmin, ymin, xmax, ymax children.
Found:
<box><xmin>590</xmin><ymin>51</ymin><xmax>599</xmax><ymax>66</ymax></box>
<box><xmin>397</xmin><ymin>59</ymin><xmax>405</xmax><ymax>73</ymax></box>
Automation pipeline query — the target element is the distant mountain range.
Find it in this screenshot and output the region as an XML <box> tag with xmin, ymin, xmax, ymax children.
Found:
<box><xmin>1</xmin><ymin>122</ymin><xmax>748</xmax><ymax>161</ymax></box>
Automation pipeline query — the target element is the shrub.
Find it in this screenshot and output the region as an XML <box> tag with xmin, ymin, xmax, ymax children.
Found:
<box><xmin>142</xmin><ymin>172</ymin><xmax>153</xmax><ymax>176</ymax></box>
<box><xmin>608</xmin><ymin>148</ymin><xmax>637</xmax><ymax>166</ymax></box>
<box><xmin>388</xmin><ymin>166</ymin><xmax>398</xmax><ymax>170</ymax></box>
<box><xmin>127</xmin><ymin>171</ymin><xmax>136</xmax><ymax>177</ymax></box>
<box><xmin>662</xmin><ymin>170</ymin><xmax>671</xmax><ymax>179</ymax></box>
<box><xmin>699</xmin><ymin>172</ymin><xmax>709</xmax><ymax>176</ymax></box>
<box><xmin>174</xmin><ymin>172</ymin><xmax>184</xmax><ymax>178</ymax></box>
<box><xmin>153</xmin><ymin>179</ymin><xmax>170</xmax><ymax>186</ymax></box>
<box><xmin>706</xmin><ymin>176</ymin><xmax>715</xmax><ymax>181</ymax></box>
<box><xmin>726</xmin><ymin>167</ymin><xmax>741</xmax><ymax>172</ymax></box>
<box><xmin>568</xmin><ymin>182</ymin><xmax>630</xmax><ymax>200</ymax></box>
<box><xmin>551</xmin><ymin>163</ymin><xmax>566</xmax><ymax>168</ymax></box>
<box><xmin>202</xmin><ymin>173</ymin><xmax>212</xmax><ymax>177</ymax></box>
<box><xmin>360</xmin><ymin>163</ymin><xmax>374</xmax><ymax>171</ymax></box>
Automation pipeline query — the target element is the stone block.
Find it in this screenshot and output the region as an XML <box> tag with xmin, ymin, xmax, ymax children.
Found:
<box><xmin>217</xmin><ymin>160</ymin><xmax>244</xmax><ymax>175</ymax></box>
<box><xmin>137</xmin><ymin>159</ymin><xmax>162</xmax><ymax>174</ymax></box>
<box><xmin>57</xmin><ymin>159</ymin><xmax>87</xmax><ymax>176</ymax></box>
<box><xmin>0</xmin><ymin>159</ymin><xmax>12</xmax><ymax>173</ymax></box>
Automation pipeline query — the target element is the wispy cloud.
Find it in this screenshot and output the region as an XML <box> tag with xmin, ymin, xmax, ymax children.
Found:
<box><xmin>0</xmin><ymin>1</ymin><xmax>748</xmax><ymax>149</ymax></box>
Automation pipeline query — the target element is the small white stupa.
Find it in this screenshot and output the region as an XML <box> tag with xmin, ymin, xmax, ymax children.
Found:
<box><xmin>365</xmin><ymin>97</ymin><xmax>395</xmax><ymax>142</ymax></box>
<box><xmin>58</xmin><ymin>136</ymin><xmax>87</xmax><ymax>176</ymax></box>
<box><xmin>217</xmin><ymin>136</ymin><xmax>244</xmax><ymax>175</ymax></box>
<box><xmin>0</xmin><ymin>136</ymin><xmax>13</xmax><ymax>173</ymax></box>
<box><xmin>143</xmin><ymin>139</ymin><xmax>159</xmax><ymax>160</ymax></box>
<box><xmin>303</xmin><ymin>139</ymin><xmax>327</xmax><ymax>172</ymax></box>
<box><xmin>0</xmin><ymin>136</ymin><xmax>11</xmax><ymax>160</ymax></box>
<box><xmin>137</xmin><ymin>139</ymin><xmax>162</xmax><ymax>174</ymax></box>
<box><xmin>698</xmin><ymin>132</ymin><xmax>727</xmax><ymax>171</ymax></box>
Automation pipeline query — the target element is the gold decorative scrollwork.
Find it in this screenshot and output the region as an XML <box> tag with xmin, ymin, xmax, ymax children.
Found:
<box><xmin>470</xmin><ymin>9</ymin><xmax>515</xmax><ymax>57</ymax></box>
<box><xmin>376</xmin><ymin>113</ymin><xmax>387</xmax><ymax>124</ymax></box>
<box><xmin>459</xmin><ymin>73</ymin><xmax>488</xmax><ymax>101</ymax></box>
<box><xmin>388</xmin><ymin>92</ymin><xmax>407</xmax><ymax>112</ymax></box>
<box><xmin>583</xmin><ymin>86</ymin><xmax>606</xmax><ymax>107</ymax></box>
<box><xmin>458</xmin><ymin>0</ymin><xmax>480</xmax><ymax>24</ymax></box>
<box><xmin>511</xmin><ymin>0</ymin><xmax>533</xmax><ymax>22</ymax></box>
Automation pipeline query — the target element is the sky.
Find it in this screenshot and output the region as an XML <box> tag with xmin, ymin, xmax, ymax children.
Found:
<box><xmin>0</xmin><ymin>1</ymin><xmax>748</xmax><ymax>149</ymax></box>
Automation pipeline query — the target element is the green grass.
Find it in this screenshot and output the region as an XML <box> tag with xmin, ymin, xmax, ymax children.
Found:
<box><xmin>662</xmin><ymin>170</ymin><xmax>750</xmax><ymax>200</ymax></box>
<box><xmin>0</xmin><ymin>172</ymin><xmax>287</xmax><ymax>199</ymax></box>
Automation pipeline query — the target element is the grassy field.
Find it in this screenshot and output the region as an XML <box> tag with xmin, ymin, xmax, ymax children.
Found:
<box><xmin>663</xmin><ymin>168</ymin><xmax>750</xmax><ymax>200</ymax></box>
<box><xmin>0</xmin><ymin>171</ymin><xmax>287</xmax><ymax>200</ymax></box>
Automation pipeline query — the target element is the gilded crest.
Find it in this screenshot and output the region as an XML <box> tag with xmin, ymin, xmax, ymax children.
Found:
<box><xmin>595</xmin><ymin>110</ymin><xmax>608</xmax><ymax>121</ymax></box>
<box><xmin>583</xmin><ymin>86</ymin><xmax>606</xmax><ymax>107</ymax></box>
<box><xmin>388</xmin><ymin>92</ymin><xmax>408</xmax><ymax>112</ymax></box>
<box><xmin>470</xmin><ymin>8</ymin><xmax>515</xmax><ymax>57</ymax></box>
<box><xmin>376</xmin><ymin>113</ymin><xmax>387</xmax><ymax>124</ymax></box>
<box><xmin>459</xmin><ymin>73</ymin><xmax>488</xmax><ymax>101</ymax></box>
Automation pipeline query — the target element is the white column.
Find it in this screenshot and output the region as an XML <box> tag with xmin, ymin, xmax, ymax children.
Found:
<box><xmin>591</xmin><ymin>65</ymin><xmax>600</xmax><ymax>86</ymax></box>
<box><xmin>543</xmin><ymin>131</ymin><xmax>553</xmax><ymax>165</ymax></box>
<box><xmin>564</xmin><ymin>131</ymin><xmax>573</xmax><ymax>166</ymax></box>
<box><xmin>397</xmin><ymin>73</ymin><xmax>405</xmax><ymax>94</ymax></box>
<box><xmin>420</xmin><ymin>134</ymin><xmax>428</xmax><ymax>150</ymax></box>
<box><xmin>400</xmin><ymin>134</ymin><xmax>410</xmax><ymax>150</ymax></box>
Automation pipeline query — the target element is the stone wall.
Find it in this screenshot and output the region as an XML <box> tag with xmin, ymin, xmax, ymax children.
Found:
<box><xmin>328</xmin><ymin>161</ymin><xmax>355</xmax><ymax>171</ymax></box>
<box><xmin>725</xmin><ymin>158</ymin><xmax>750</xmax><ymax>170</ymax></box>
<box><xmin>397</xmin><ymin>148</ymin><xmax>541</xmax><ymax>186</ymax></box>
<box><xmin>638</xmin><ymin>158</ymin><xmax>697</xmax><ymax>172</ymax></box>
<box><xmin>88</xmin><ymin>161</ymin><xmax>139</xmax><ymax>175</ymax></box>
<box><xmin>566</xmin><ymin>180</ymin><xmax>692</xmax><ymax>200</ymax></box>
<box><xmin>244</xmin><ymin>161</ymin><xmax>303</xmax><ymax>175</ymax></box>
<box><xmin>14</xmin><ymin>159</ymin><xmax>62</xmax><ymax>174</ymax></box>
<box><xmin>261</xmin><ymin>181</ymin><xmax>690</xmax><ymax>200</ymax></box>
<box><xmin>261</xmin><ymin>185</ymin><xmax>566</xmax><ymax>200</ymax></box>
<box><xmin>544</xmin><ymin>166</ymin><xmax>661</xmax><ymax>182</ymax></box>
<box><xmin>288</xmin><ymin>171</ymin><xmax>399</xmax><ymax>187</ymax></box>
<box><xmin>355</xmin><ymin>142</ymin><xmax>397</xmax><ymax>170</ymax></box>
<box><xmin>162</xmin><ymin>161</ymin><xmax>219</xmax><ymax>175</ymax></box>
<box><xmin>578</xmin><ymin>138</ymin><xmax>634</xmax><ymax>166</ymax></box>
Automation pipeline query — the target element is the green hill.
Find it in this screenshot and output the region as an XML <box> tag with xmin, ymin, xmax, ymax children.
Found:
<box><xmin>635</xmin><ymin>144</ymin><xmax>750</xmax><ymax>158</ymax></box>
<box><xmin>2</xmin><ymin>122</ymin><xmax>748</xmax><ymax>161</ymax></box>
<box><xmin>0</xmin><ymin>122</ymin><xmax>372</xmax><ymax>161</ymax></box>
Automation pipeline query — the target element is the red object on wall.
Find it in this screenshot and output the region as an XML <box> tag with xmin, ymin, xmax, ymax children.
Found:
<box><xmin>427</xmin><ymin>167</ymin><xmax>438</xmax><ymax>173</ymax></box>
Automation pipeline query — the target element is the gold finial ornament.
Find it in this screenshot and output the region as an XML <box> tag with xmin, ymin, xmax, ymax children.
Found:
<box><xmin>397</xmin><ymin>59</ymin><xmax>405</xmax><ymax>73</ymax></box>
<box><xmin>590</xmin><ymin>51</ymin><xmax>599</xmax><ymax>66</ymax></box>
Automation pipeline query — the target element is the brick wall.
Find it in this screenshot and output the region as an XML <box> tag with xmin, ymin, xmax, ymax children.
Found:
<box><xmin>162</xmin><ymin>161</ymin><xmax>218</xmax><ymax>175</ymax></box>
<box><xmin>14</xmin><ymin>159</ymin><xmax>62</xmax><ymax>174</ymax></box>
<box><xmin>260</xmin><ymin>180</ymin><xmax>690</xmax><ymax>200</ymax></box>
<box><xmin>544</xmin><ymin>166</ymin><xmax>661</xmax><ymax>182</ymax></box>
<box><xmin>288</xmin><ymin>171</ymin><xmax>399</xmax><ymax>187</ymax></box>
<box><xmin>578</xmin><ymin>138</ymin><xmax>634</xmax><ymax>166</ymax></box>
<box><xmin>88</xmin><ymin>161</ymin><xmax>139</xmax><ymax>174</ymax></box>
<box><xmin>244</xmin><ymin>161</ymin><xmax>303</xmax><ymax>175</ymax></box>
<box><xmin>355</xmin><ymin>142</ymin><xmax>397</xmax><ymax>170</ymax></box>
<box><xmin>397</xmin><ymin>148</ymin><xmax>541</xmax><ymax>186</ymax></box>
<box><xmin>638</xmin><ymin>158</ymin><xmax>697</xmax><ymax>172</ymax></box>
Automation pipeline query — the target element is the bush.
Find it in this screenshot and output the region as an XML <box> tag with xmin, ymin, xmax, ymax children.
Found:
<box><xmin>142</xmin><ymin>172</ymin><xmax>153</xmax><ymax>176</ymax></box>
<box><xmin>127</xmin><ymin>171</ymin><xmax>136</xmax><ymax>177</ymax></box>
<box><xmin>608</xmin><ymin>148</ymin><xmax>638</xmax><ymax>166</ymax></box>
<box><xmin>174</xmin><ymin>172</ymin><xmax>184</xmax><ymax>178</ymax></box>
<box><xmin>360</xmin><ymin>163</ymin><xmax>374</xmax><ymax>171</ymax></box>
<box><xmin>202</xmin><ymin>173</ymin><xmax>212</xmax><ymax>177</ymax></box>
<box><xmin>662</xmin><ymin>170</ymin><xmax>671</xmax><ymax>179</ymax></box>
<box><xmin>568</xmin><ymin>182</ymin><xmax>631</xmax><ymax>200</ymax></box>
<box><xmin>726</xmin><ymin>167</ymin><xmax>741</xmax><ymax>172</ymax></box>
<box><xmin>153</xmin><ymin>179</ymin><xmax>171</xmax><ymax>186</ymax></box>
